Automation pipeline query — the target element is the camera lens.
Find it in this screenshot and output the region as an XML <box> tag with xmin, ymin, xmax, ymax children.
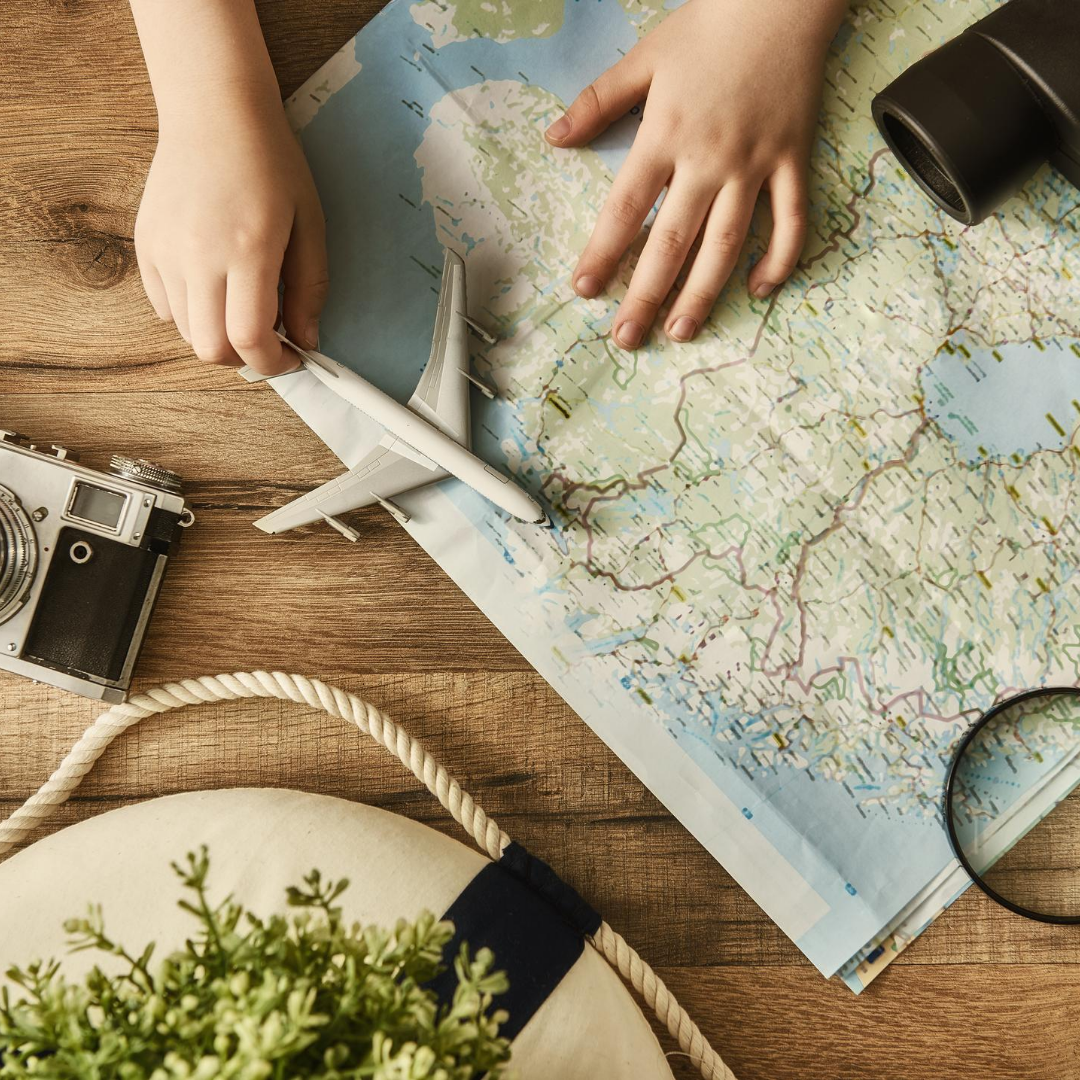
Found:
<box><xmin>0</xmin><ymin>486</ymin><xmax>37</xmax><ymax>624</ymax></box>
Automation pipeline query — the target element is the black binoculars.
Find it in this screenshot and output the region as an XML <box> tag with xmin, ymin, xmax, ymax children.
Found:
<box><xmin>872</xmin><ymin>0</ymin><xmax>1080</xmax><ymax>225</ymax></box>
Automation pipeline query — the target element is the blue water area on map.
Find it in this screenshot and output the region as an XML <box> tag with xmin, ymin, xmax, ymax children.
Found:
<box><xmin>921</xmin><ymin>333</ymin><xmax>1080</xmax><ymax>464</ymax></box>
<box><xmin>666</xmin><ymin>689</ymin><xmax>955</xmax><ymax>968</ymax></box>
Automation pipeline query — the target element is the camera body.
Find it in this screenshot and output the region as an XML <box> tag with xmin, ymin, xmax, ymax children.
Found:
<box><xmin>0</xmin><ymin>431</ymin><xmax>192</xmax><ymax>703</ymax></box>
<box><xmin>872</xmin><ymin>0</ymin><xmax>1080</xmax><ymax>224</ymax></box>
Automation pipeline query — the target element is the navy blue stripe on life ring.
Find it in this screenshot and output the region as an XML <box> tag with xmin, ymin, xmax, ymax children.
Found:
<box><xmin>427</xmin><ymin>841</ymin><xmax>602</xmax><ymax>1042</ymax></box>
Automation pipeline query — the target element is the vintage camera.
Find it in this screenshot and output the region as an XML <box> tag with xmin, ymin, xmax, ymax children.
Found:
<box><xmin>872</xmin><ymin>0</ymin><xmax>1080</xmax><ymax>225</ymax></box>
<box><xmin>0</xmin><ymin>431</ymin><xmax>193</xmax><ymax>703</ymax></box>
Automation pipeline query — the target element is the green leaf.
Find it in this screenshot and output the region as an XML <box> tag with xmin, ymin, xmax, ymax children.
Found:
<box><xmin>0</xmin><ymin>852</ymin><xmax>512</xmax><ymax>1080</ymax></box>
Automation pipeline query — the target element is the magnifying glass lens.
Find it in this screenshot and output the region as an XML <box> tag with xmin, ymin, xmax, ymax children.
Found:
<box><xmin>949</xmin><ymin>691</ymin><xmax>1080</xmax><ymax>920</ymax></box>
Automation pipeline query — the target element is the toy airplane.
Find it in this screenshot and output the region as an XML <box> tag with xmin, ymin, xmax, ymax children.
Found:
<box><xmin>240</xmin><ymin>250</ymin><xmax>547</xmax><ymax>540</ymax></box>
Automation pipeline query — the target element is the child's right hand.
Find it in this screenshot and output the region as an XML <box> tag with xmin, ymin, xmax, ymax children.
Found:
<box><xmin>135</xmin><ymin>106</ymin><xmax>327</xmax><ymax>376</ymax></box>
<box><xmin>129</xmin><ymin>0</ymin><xmax>327</xmax><ymax>377</ymax></box>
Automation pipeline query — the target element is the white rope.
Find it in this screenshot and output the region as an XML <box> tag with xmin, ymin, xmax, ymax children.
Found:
<box><xmin>0</xmin><ymin>671</ymin><xmax>506</xmax><ymax>862</ymax></box>
<box><xmin>0</xmin><ymin>671</ymin><xmax>734</xmax><ymax>1080</ymax></box>
<box><xmin>593</xmin><ymin>922</ymin><xmax>736</xmax><ymax>1080</ymax></box>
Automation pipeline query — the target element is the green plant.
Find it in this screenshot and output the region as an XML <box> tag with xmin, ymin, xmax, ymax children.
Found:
<box><xmin>0</xmin><ymin>848</ymin><xmax>511</xmax><ymax>1079</ymax></box>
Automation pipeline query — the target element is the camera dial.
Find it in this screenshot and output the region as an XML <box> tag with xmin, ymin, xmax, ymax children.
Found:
<box><xmin>108</xmin><ymin>455</ymin><xmax>183</xmax><ymax>495</ymax></box>
<box><xmin>0</xmin><ymin>485</ymin><xmax>38</xmax><ymax>625</ymax></box>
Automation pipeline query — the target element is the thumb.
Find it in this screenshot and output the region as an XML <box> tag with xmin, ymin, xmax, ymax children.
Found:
<box><xmin>545</xmin><ymin>50</ymin><xmax>652</xmax><ymax>148</ymax></box>
<box><xmin>281</xmin><ymin>201</ymin><xmax>330</xmax><ymax>349</ymax></box>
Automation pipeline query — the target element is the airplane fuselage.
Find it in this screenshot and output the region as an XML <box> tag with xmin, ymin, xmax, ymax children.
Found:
<box><xmin>297</xmin><ymin>344</ymin><xmax>547</xmax><ymax>525</ymax></box>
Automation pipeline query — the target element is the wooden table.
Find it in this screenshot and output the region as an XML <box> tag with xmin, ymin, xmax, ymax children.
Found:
<box><xmin>1</xmin><ymin>4</ymin><xmax>1077</xmax><ymax>1077</ymax></box>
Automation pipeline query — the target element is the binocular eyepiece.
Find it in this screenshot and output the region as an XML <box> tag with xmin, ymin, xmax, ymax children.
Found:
<box><xmin>872</xmin><ymin>0</ymin><xmax>1080</xmax><ymax>225</ymax></box>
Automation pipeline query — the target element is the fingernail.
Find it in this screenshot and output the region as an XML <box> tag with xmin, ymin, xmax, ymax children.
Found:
<box><xmin>753</xmin><ymin>282</ymin><xmax>775</xmax><ymax>300</ymax></box>
<box><xmin>303</xmin><ymin>318</ymin><xmax>320</xmax><ymax>348</ymax></box>
<box><xmin>574</xmin><ymin>274</ymin><xmax>603</xmax><ymax>299</ymax></box>
<box><xmin>668</xmin><ymin>316</ymin><xmax>698</xmax><ymax>342</ymax></box>
<box><xmin>616</xmin><ymin>320</ymin><xmax>644</xmax><ymax>349</ymax></box>
<box><xmin>546</xmin><ymin>113</ymin><xmax>572</xmax><ymax>142</ymax></box>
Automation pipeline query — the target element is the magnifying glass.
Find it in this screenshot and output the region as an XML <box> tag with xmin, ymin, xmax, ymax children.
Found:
<box><xmin>945</xmin><ymin>687</ymin><xmax>1080</xmax><ymax>922</ymax></box>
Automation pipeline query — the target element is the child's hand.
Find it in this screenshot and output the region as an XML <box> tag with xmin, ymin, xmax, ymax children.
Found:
<box><xmin>135</xmin><ymin>108</ymin><xmax>326</xmax><ymax>375</ymax></box>
<box><xmin>545</xmin><ymin>0</ymin><xmax>848</xmax><ymax>350</ymax></box>
<box><xmin>129</xmin><ymin>0</ymin><xmax>327</xmax><ymax>376</ymax></box>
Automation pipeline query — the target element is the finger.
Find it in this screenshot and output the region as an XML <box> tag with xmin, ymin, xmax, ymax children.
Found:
<box><xmin>545</xmin><ymin>48</ymin><xmax>652</xmax><ymax>148</ymax></box>
<box><xmin>572</xmin><ymin>139</ymin><xmax>670</xmax><ymax>299</ymax></box>
<box><xmin>161</xmin><ymin>273</ymin><xmax>190</xmax><ymax>345</ymax></box>
<box><xmin>136</xmin><ymin>251</ymin><xmax>173</xmax><ymax>323</ymax></box>
<box><xmin>225</xmin><ymin>261</ymin><xmax>292</xmax><ymax>375</ymax></box>
<box><xmin>665</xmin><ymin>182</ymin><xmax>757</xmax><ymax>342</ymax></box>
<box><xmin>612</xmin><ymin>174</ymin><xmax>716</xmax><ymax>350</ymax></box>
<box><xmin>187</xmin><ymin>276</ymin><xmax>242</xmax><ymax>367</ymax></box>
<box><xmin>281</xmin><ymin>201</ymin><xmax>329</xmax><ymax>349</ymax></box>
<box><xmin>748</xmin><ymin>162</ymin><xmax>808</xmax><ymax>299</ymax></box>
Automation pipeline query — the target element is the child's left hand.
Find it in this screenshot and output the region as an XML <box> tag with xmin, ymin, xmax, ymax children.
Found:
<box><xmin>545</xmin><ymin>0</ymin><xmax>848</xmax><ymax>350</ymax></box>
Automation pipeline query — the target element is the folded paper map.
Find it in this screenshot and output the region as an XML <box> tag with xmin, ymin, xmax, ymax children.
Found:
<box><xmin>270</xmin><ymin>0</ymin><xmax>1080</xmax><ymax>989</ymax></box>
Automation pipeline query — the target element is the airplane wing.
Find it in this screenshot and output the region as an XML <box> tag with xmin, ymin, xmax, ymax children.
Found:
<box><xmin>253</xmin><ymin>441</ymin><xmax>448</xmax><ymax>534</ymax></box>
<box><xmin>407</xmin><ymin>249</ymin><xmax>471</xmax><ymax>446</ymax></box>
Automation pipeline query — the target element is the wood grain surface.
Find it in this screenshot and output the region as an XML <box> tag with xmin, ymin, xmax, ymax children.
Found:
<box><xmin>1</xmin><ymin>4</ymin><xmax>1076</xmax><ymax>1078</ymax></box>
